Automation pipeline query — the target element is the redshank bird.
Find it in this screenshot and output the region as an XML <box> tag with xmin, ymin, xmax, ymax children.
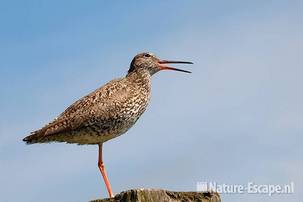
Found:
<box><xmin>23</xmin><ymin>52</ymin><xmax>193</xmax><ymax>198</ymax></box>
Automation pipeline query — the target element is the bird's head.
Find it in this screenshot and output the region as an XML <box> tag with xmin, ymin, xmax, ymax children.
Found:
<box><xmin>128</xmin><ymin>52</ymin><xmax>192</xmax><ymax>75</ymax></box>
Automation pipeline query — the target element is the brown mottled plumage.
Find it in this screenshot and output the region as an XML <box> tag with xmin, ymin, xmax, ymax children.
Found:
<box><xmin>23</xmin><ymin>52</ymin><xmax>192</xmax><ymax>198</ymax></box>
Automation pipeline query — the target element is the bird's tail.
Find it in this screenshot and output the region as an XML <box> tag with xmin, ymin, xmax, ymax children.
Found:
<box><xmin>23</xmin><ymin>129</ymin><xmax>46</xmax><ymax>144</ymax></box>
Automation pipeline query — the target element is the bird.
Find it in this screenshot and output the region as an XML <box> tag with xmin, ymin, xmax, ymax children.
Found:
<box><xmin>23</xmin><ymin>52</ymin><xmax>193</xmax><ymax>198</ymax></box>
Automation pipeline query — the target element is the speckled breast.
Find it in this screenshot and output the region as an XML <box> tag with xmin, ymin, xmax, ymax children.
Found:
<box><xmin>74</xmin><ymin>89</ymin><xmax>150</xmax><ymax>144</ymax></box>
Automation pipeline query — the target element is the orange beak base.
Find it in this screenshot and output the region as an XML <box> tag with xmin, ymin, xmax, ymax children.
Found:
<box><xmin>158</xmin><ymin>60</ymin><xmax>193</xmax><ymax>73</ymax></box>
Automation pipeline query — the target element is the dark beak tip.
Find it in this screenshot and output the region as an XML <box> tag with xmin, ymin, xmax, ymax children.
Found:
<box><xmin>159</xmin><ymin>60</ymin><xmax>194</xmax><ymax>64</ymax></box>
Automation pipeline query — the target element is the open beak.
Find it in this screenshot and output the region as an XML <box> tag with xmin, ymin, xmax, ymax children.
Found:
<box><xmin>158</xmin><ymin>60</ymin><xmax>193</xmax><ymax>73</ymax></box>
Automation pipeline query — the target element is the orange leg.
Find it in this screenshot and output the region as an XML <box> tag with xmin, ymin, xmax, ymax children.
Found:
<box><xmin>98</xmin><ymin>143</ymin><xmax>114</xmax><ymax>198</ymax></box>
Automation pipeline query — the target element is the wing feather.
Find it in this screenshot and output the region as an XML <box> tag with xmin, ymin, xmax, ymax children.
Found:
<box><xmin>35</xmin><ymin>78</ymin><xmax>130</xmax><ymax>137</ymax></box>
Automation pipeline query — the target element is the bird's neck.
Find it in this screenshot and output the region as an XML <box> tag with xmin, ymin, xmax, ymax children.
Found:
<box><xmin>126</xmin><ymin>68</ymin><xmax>151</xmax><ymax>91</ymax></box>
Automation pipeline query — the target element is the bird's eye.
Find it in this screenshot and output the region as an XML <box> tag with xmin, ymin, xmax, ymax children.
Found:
<box><xmin>144</xmin><ymin>53</ymin><xmax>151</xmax><ymax>57</ymax></box>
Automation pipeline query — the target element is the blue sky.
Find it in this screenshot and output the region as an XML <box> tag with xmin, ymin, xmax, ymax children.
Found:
<box><xmin>0</xmin><ymin>1</ymin><xmax>302</xmax><ymax>202</ymax></box>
